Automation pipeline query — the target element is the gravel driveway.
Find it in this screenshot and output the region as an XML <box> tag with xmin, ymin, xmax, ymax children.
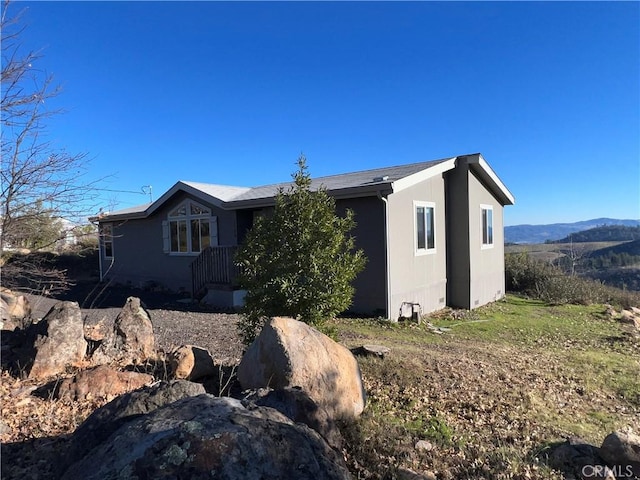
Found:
<box><xmin>25</xmin><ymin>289</ymin><xmax>245</xmax><ymax>366</ymax></box>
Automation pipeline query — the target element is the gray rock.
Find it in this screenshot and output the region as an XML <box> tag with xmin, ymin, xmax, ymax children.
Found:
<box><xmin>397</xmin><ymin>468</ymin><xmax>437</xmax><ymax>480</ymax></box>
<box><xmin>243</xmin><ymin>387</ymin><xmax>343</xmax><ymax>449</ymax></box>
<box><xmin>63</xmin><ymin>379</ymin><xmax>205</xmax><ymax>473</ymax></box>
<box><xmin>91</xmin><ymin>297</ymin><xmax>156</xmax><ymax>366</ymax></box>
<box><xmin>414</xmin><ymin>439</ymin><xmax>434</xmax><ymax>452</ymax></box>
<box><xmin>28</xmin><ymin>301</ymin><xmax>87</xmax><ymax>380</ymax></box>
<box><xmin>600</xmin><ymin>431</ymin><xmax>640</xmax><ymax>477</ymax></box>
<box><xmin>351</xmin><ymin>344</ymin><xmax>391</xmax><ymax>359</ymax></box>
<box><xmin>62</xmin><ymin>394</ymin><xmax>351</xmax><ymax>480</ymax></box>
<box><xmin>549</xmin><ymin>437</ymin><xmax>613</xmax><ymax>479</ymax></box>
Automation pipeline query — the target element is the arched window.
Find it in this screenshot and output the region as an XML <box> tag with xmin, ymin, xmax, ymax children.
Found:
<box><xmin>163</xmin><ymin>200</ymin><xmax>218</xmax><ymax>254</ymax></box>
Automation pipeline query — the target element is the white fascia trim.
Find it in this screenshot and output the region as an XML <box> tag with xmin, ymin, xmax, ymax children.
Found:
<box><xmin>391</xmin><ymin>157</ymin><xmax>457</xmax><ymax>193</ymax></box>
<box><xmin>146</xmin><ymin>181</ymin><xmax>228</xmax><ymax>217</ymax></box>
<box><xmin>475</xmin><ymin>155</ymin><xmax>515</xmax><ymax>205</ymax></box>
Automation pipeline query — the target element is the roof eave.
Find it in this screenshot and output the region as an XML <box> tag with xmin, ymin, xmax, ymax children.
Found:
<box><xmin>391</xmin><ymin>157</ymin><xmax>457</xmax><ymax>193</ymax></box>
<box><xmin>89</xmin><ymin>211</ymin><xmax>149</xmax><ymax>223</ymax></box>
<box><xmin>223</xmin><ymin>183</ymin><xmax>394</xmax><ymax>210</ymax></box>
<box><xmin>93</xmin><ymin>181</ymin><xmax>234</xmax><ymax>223</ymax></box>
<box><xmin>466</xmin><ymin>154</ymin><xmax>515</xmax><ymax>205</ymax></box>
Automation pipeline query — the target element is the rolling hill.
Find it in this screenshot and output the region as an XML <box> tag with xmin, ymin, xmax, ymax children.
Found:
<box><xmin>505</xmin><ymin>218</ymin><xmax>640</xmax><ymax>244</ymax></box>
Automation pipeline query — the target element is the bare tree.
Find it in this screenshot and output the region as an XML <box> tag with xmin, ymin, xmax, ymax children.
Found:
<box><xmin>1</xmin><ymin>1</ymin><xmax>101</xmax><ymax>254</ymax></box>
<box><xmin>1</xmin><ymin>1</ymin><xmax>103</xmax><ymax>293</ymax></box>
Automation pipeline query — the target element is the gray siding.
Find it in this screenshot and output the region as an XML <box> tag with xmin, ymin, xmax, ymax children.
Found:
<box><xmin>444</xmin><ymin>164</ymin><xmax>471</xmax><ymax>308</ymax></box>
<box><xmin>387</xmin><ymin>175</ymin><xmax>447</xmax><ymax>317</ymax></box>
<box><xmin>101</xmin><ymin>192</ymin><xmax>237</xmax><ymax>293</ymax></box>
<box><xmin>445</xmin><ymin>166</ymin><xmax>506</xmax><ymax>309</ymax></box>
<box><xmin>336</xmin><ymin>197</ymin><xmax>386</xmax><ymax>315</ymax></box>
<box><xmin>468</xmin><ymin>171</ymin><xmax>506</xmax><ymax>307</ymax></box>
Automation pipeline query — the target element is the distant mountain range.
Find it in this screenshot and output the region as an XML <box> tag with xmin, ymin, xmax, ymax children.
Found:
<box><xmin>505</xmin><ymin>218</ymin><xmax>640</xmax><ymax>244</ymax></box>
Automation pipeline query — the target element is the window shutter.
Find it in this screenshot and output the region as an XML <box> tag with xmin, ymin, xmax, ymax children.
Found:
<box><xmin>210</xmin><ymin>216</ymin><xmax>219</xmax><ymax>246</ymax></box>
<box><xmin>162</xmin><ymin>221</ymin><xmax>169</xmax><ymax>253</ymax></box>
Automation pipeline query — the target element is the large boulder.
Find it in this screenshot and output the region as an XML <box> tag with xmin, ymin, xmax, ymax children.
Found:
<box><xmin>63</xmin><ymin>380</ymin><xmax>206</xmax><ymax>472</ymax></box>
<box><xmin>56</xmin><ymin>365</ymin><xmax>154</xmax><ymax>401</ymax></box>
<box><xmin>243</xmin><ymin>387</ymin><xmax>343</xmax><ymax>449</ymax></box>
<box><xmin>91</xmin><ymin>297</ymin><xmax>155</xmax><ymax>366</ymax></box>
<box><xmin>168</xmin><ymin>344</ymin><xmax>216</xmax><ymax>381</ymax></box>
<box><xmin>549</xmin><ymin>437</ymin><xmax>613</xmax><ymax>479</ymax></box>
<box><xmin>600</xmin><ymin>431</ymin><xmax>640</xmax><ymax>477</ymax></box>
<box><xmin>62</xmin><ymin>394</ymin><xmax>351</xmax><ymax>480</ymax></box>
<box><xmin>28</xmin><ymin>301</ymin><xmax>87</xmax><ymax>380</ymax></box>
<box><xmin>237</xmin><ymin>317</ymin><xmax>366</xmax><ymax>420</ymax></box>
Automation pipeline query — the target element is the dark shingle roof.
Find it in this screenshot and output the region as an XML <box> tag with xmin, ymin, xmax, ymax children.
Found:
<box><xmin>227</xmin><ymin>157</ymin><xmax>452</xmax><ymax>203</ymax></box>
<box><xmin>96</xmin><ymin>154</ymin><xmax>511</xmax><ymax>221</ymax></box>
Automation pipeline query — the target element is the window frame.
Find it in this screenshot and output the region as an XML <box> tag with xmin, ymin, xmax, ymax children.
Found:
<box><xmin>165</xmin><ymin>200</ymin><xmax>216</xmax><ymax>255</ymax></box>
<box><xmin>481</xmin><ymin>204</ymin><xmax>494</xmax><ymax>249</ymax></box>
<box><xmin>414</xmin><ymin>201</ymin><xmax>436</xmax><ymax>256</ymax></box>
<box><xmin>100</xmin><ymin>223</ymin><xmax>114</xmax><ymax>258</ymax></box>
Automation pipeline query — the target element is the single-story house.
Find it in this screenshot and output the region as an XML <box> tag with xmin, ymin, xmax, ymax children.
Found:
<box><xmin>91</xmin><ymin>153</ymin><xmax>514</xmax><ymax>318</ymax></box>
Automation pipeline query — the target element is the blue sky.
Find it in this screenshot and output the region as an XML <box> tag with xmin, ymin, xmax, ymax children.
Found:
<box><xmin>8</xmin><ymin>1</ymin><xmax>640</xmax><ymax>226</ymax></box>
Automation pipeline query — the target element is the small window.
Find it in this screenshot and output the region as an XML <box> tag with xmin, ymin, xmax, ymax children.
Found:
<box><xmin>100</xmin><ymin>223</ymin><xmax>113</xmax><ymax>258</ymax></box>
<box><xmin>415</xmin><ymin>201</ymin><xmax>435</xmax><ymax>254</ymax></box>
<box><xmin>481</xmin><ymin>205</ymin><xmax>494</xmax><ymax>247</ymax></box>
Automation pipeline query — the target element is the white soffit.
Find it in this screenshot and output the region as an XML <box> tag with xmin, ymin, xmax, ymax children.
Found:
<box><xmin>391</xmin><ymin>157</ymin><xmax>457</xmax><ymax>193</ymax></box>
<box><xmin>475</xmin><ymin>155</ymin><xmax>515</xmax><ymax>205</ymax></box>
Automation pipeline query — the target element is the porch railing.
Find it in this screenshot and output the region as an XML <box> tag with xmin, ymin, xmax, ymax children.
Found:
<box><xmin>191</xmin><ymin>245</ymin><xmax>241</xmax><ymax>297</ymax></box>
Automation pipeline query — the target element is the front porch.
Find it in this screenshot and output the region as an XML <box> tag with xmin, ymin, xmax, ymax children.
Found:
<box><xmin>191</xmin><ymin>245</ymin><xmax>245</xmax><ymax>308</ymax></box>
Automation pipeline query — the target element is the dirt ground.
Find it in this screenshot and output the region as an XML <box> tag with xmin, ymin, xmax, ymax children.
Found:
<box><xmin>1</xmin><ymin>285</ymin><xmax>247</xmax><ymax>480</ymax></box>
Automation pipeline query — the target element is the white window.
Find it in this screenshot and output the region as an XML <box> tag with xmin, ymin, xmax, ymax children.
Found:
<box><xmin>163</xmin><ymin>200</ymin><xmax>218</xmax><ymax>254</ymax></box>
<box><xmin>414</xmin><ymin>201</ymin><xmax>435</xmax><ymax>255</ymax></box>
<box><xmin>100</xmin><ymin>223</ymin><xmax>113</xmax><ymax>258</ymax></box>
<box><xmin>481</xmin><ymin>205</ymin><xmax>494</xmax><ymax>248</ymax></box>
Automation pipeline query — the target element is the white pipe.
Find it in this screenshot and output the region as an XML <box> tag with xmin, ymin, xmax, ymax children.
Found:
<box><xmin>378</xmin><ymin>192</ymin><xmax>392</xmax><ymax>320</ymax></box>
<box><xmin>92</xmin><ymin>220</ymin><xmax>104</xmax><ymax>282</ymax></box>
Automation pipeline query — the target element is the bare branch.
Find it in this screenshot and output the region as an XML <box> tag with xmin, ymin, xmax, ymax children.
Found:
<box><xmin>1</xmin><ymin>0</ymin><xmax>107</xmax><ymax>290</ymax></box>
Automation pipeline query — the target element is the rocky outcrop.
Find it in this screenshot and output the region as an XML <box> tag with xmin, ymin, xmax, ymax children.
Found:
<box><xmin>63</xmin><ymin>380</ymin><xmax>206</xmax><ymax>472</ymax></box>
<box><xmin>91</xmin><ymin>297</ymin><xmax>156</xmax><ymax>366</ymax></box>
<box><xmin>28</xmin><ymin>301</ymin><xmax>87</xmax><ymax>380</ymax></box>
<box><xmin>168</xmin><ymin>344</ymin><xmax>216</xmax><ymax>381</ymax></box>
<box><xmin>238</xmin><ymin>317</ymin><xmax>366</xmax><ymax>420</ymax></box>
<box><xmin>62</xmin><ymin>394</ymin><xmax>351</xmax><ymax>480</ymax></box>
<box><xmin>56</xmin><ymin>365</ymin><xmax>153</xmax><ymax>401</ymax></box>
<box><xmin>605</xmin><ymin>304</ymin><xmax>640</xmax><ymax>334</ymax></box>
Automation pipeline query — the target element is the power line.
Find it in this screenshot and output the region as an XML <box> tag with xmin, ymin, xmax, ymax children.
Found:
<box><xmin>95</xmin><ymin>186</ymin><xmax>153</xmax><ymax>201</ymax></box>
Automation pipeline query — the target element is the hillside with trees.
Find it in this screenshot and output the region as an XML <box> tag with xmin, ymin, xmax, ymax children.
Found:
<box><xmin>505</xmin><ymin>218</ymin><xmax>640</xmax><ymax>244</ymax></box>
<box><xmin>550</xmin><ymin>225</ymin><xmax>640</xmax><ymax>243</ymax></box>
<box><xmin>506</xmin><ymin>227</ymin><xmax>640</xmax><ymax>292</ymax></box>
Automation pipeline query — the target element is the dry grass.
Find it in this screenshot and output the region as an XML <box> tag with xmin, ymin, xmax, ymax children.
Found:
<box><xmin>335</xmin><ymin>296</ymin><xmax>640</xmax><ymax>479</ymax></box>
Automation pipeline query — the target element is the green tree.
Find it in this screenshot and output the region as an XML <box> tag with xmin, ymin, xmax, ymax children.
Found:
<box><xmin>4</xmin><ymin>200</ymin><xmax>63</xmax><ymax>250</ymax></box>
<box><xmin>236</xmin><ymin>156</ymin><xmax>367</xmax><ymax>344</ymax></box>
